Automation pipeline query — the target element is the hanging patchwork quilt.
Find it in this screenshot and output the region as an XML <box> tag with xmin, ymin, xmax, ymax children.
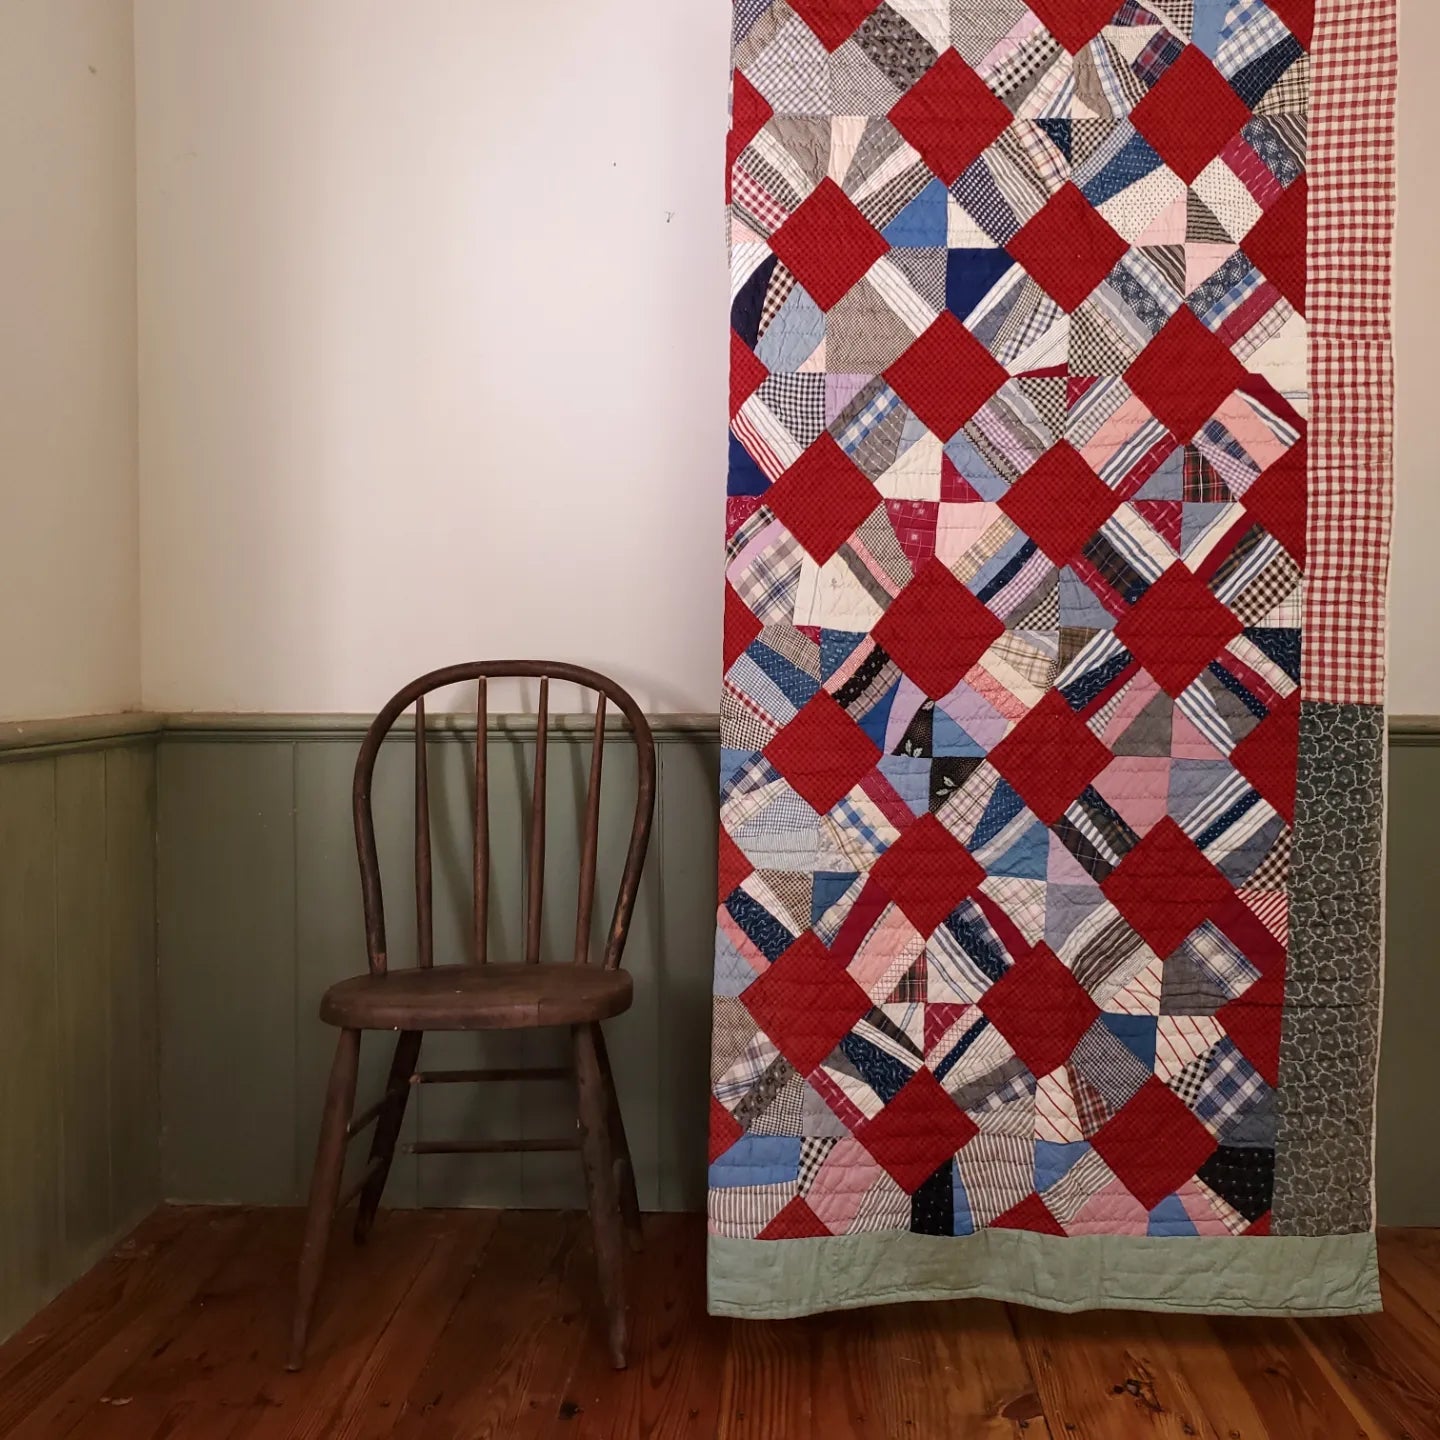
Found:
<box><xmin>711</xmin><ymin>0</ymin><xmax>1396</xmax><ymax>1317</ymax></box>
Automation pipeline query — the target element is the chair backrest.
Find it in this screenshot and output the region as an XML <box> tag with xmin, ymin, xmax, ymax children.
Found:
<box><xmin>352</xmin><ymin>662</ymin><xmax>656</xmax><ymax>976</ymax></box>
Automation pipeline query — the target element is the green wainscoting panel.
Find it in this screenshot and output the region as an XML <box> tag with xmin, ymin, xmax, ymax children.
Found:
<box><xmin>0</xmin><ymin>730</ymin><xmax>159</xmax><ymax>1343</ymax></box>
<box><xmin>657</xmin><ymin>734</ymin><xmax>721</xmax><ymax>1213</ymax></box>
<box><xmin>1375</xmin><ymin>739</ymin><xmax>1440</xmax><ymax>1225</ymax></box>
<box><xmin>105</xmin><ymin>743</ymin><xmax>160</xmax><ymax>1226</ymax></box>
<box><xmin>157</xmin><ymin>742</ymin><xmax>297</xmax><ymax>1204</ymax></box>
<box><xmin>148</xmin><ymin>717</ymin><xmax>1439</xmax><ymax>1224</ymax></box>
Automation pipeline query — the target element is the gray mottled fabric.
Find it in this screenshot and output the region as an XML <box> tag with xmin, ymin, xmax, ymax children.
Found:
<box><xmin>1272</xmin><ymin>701</ymin><xmax>1385</xmax><ymax>1236</ymax></box>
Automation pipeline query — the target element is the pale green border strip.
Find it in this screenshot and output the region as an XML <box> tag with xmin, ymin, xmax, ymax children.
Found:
<box><xmin>708</xmin><ymin>1230</ymin><xmax>1381</xmax><ymax>1319</ymax></box>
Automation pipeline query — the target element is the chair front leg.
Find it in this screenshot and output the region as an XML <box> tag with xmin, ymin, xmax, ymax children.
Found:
<box><xmin>573</xmin><ymin>1022</ymin><xmax>629</xmax><ymax>1369</ymax></box>
<box><xmin>592</xmin><ymin>1023</ymin><xmax>642</xmax><ymax>1252</ymax></box>
<box><xmin>354</xmin><ymin>1029</ymin><xmax>422</xmax><ymax>1244</ymax></box>
<box><xmin>287</xmin><ymin>1027</ymin><xmax>361</xmax><ymax>1371</ymax></box>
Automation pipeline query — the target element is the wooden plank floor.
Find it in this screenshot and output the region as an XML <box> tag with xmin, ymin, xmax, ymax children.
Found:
<box><xmin>0</xmin><ymin>1208</ymin><xmax>1436</xmax><ymax>1439</ymax></box>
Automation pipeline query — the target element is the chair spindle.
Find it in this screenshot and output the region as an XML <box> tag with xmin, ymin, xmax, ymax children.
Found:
<box><xmin>415</xmin><ymin>695</ymin><xmax>433</xmax><ymax>969</ymax></box>
<box><xmin>525</xmin><ymin>677</ymin><xmax>549</xmax><ymax>963</ymax></box>
<box><xmin>574</xmin><ymin>698</ymin><xmax>606</xmax><ymax>964</ymax></box>
<box><xmin>473</xmin><ymin>677</ymin><xmax>489</xmax><ymax>964</ymax></box>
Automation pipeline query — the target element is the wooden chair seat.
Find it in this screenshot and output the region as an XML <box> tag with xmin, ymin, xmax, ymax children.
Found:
<box><xmin>319</xmin><ymin>962</ymin><xmax>633</xmax><ymax>1031</ymax></box>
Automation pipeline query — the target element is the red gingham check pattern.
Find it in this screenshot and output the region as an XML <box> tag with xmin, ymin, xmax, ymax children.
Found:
<box><xmin>1306</xmin><ymin>0</ymin><xmax>1399</xmax><ymax>705</ymax></box>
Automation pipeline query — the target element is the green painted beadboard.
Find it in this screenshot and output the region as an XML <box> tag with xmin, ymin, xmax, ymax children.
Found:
<box><xmin>0</xmin><ymin>733</ymin><xmax>160</xmax><ymax>1342</ymax></box>
<box><xmin>0</xmin><ymin>709</ymin><xmax>1433</xmax><ymax>1346</ymax></box>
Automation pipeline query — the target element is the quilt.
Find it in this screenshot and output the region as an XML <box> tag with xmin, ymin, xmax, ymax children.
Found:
<box><xmin>710</xmin><ymin>0</ymin><xmax>1396</xmax><ymax>1317</ymax></box>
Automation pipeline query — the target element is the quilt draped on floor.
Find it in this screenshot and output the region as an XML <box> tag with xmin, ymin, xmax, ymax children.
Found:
<box><xmin>710</xmin><ymin>0</ymin><xmax>1395</xmax><ymax>1317</ymax></box>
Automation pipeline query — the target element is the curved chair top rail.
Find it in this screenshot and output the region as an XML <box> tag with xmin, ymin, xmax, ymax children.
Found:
<box><xmin>352</xmin><ymin>661</ymin><xmax>657</xmax><ymax>977</ymax></box>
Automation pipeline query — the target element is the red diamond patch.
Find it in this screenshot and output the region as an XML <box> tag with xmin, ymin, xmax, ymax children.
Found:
<box><xmin>1092</xmin><ymin>1076</ymin><xmax>1219</xmax><ymax>1210</ymax></box>
<box><xmin>888</xmin><ymin>48</ymin><xmax>1012</xmax><ymax>185</ymax></box>
<box><xmin>718</xmin><ymin>827</ymin><xmax>755</xmax><ymax>899</ymax></box>
<box><xmin>870</xmin><ymin>812</ymin><xmax>985</xmax><ymax>938</ymax></box>
<box><xmin>765</xmin><ymin>691</ymin><xmax>882</xmax><ymax>815</ymax></box>
<box><xmin>1229</xmin><ymin>690</ymin><xmax>1300</xmax><ymax>824</ymax></box>
<box><xmin>980</xmin><ymin>945</ymin><xmax>1100</xmax><ymax>1077</ymax></box>
<box><xmin>766</xmin><ymin>435</ymin><xmax>881</xmax><ymax>563</ymax></box>
<box><xmin>885</xmin><ymin>312</ymin><xmax>1010</xmax><ymax>440</ymax></box>
<box><xmin>731</xmin><ymin>329</ymin><xmax>768</xmax><ymax>418</ymax></box>
<box><xmin>1101</xmin><ymin>816</ymin><xmax>1235</xmax><ymax>958</ymax></box>
<box><xmin>1000</xmin><ymin>442</ymin><xmax>1120</xmax><ymax>566</ymax></box>
<box><xmin>1125</xmin><ymin>306</ymin><xmax>1250</xmax><ymax>444</ymax></box>
<box><xmin>855</xmin><ymin>1067</ymin><xmax>978</xmax><ymax>1193</ymax></box>
<box><xmin>788</xmin><ymin>0</ymin><xmax>883</xmax><ymax>52</ymax></box>
<box><xmin>1114</xmin><ymin>562</ymin><xmax>1243</xmax><ymax>698</ymax></box>
<box><xmin>1005</xmin><ymin>183</ymin><xmax>1129</xmax><ymax>312</ymax></box>
<box><xmin>1266</xmin><ymin>0</ymin><xmax>1314</xmax><ymax>48</ymax></box>
<box><xmin>726</xmin><ymin>71</ymin><xmax>773</xmax><ymax>205</ymax></box>
<box><xmin>1027</xmin><ymin>0</ymin><xmax>1121</xmax><ymax>54</ymax></box>
<box><xmin>723</xmin><ymin>583</ymin><xmax>762</xmax><ymax>671</ymax></box>
<box><xmin>987</xmin><ymin>692</ymin><xmax>1112</xmax><ymax>826</ymax></box>
<box><xmin>1242</xmin><ymin>175</ymin><xmax>1308</xmax><ymax>314</ymax></box>
<box><xmin>769</xmin><ymin>178</ymin><xmax>889</xmax><ymax>312</ymax></box>
<box><xmin>1242</xmin><ymin>439</ymin><xmax>1307</xmax><ymax>566</ymax></box>
<box><xmin>1130</xmin><ymin>45</ymin><xmax>1253</xmax><ymax>186</ymax></box>
<box><xmin>873</xmin><ymin>558</ymin><xmax>1004</xmax><ymax>699</ymax></box>
<box><xmin>740</xmin><ymin>932</ymin><xmax>873</xmax><ymax>1076</ymax></box>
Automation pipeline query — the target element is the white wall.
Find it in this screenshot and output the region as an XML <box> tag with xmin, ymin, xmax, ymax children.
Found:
<box><xmin>134</xmin><ymin>0</ymin><xmax>1435</xmax><ymax>715</ymax></box>
<box><xmin>0</xmin><ymin>0</ymin><xmax>139</xmax><ymax>722</ymax></box>
<box><xmin>135</xmin><ymin>0</ymin><xmax>731</xmax><ymax>714</ymax></box>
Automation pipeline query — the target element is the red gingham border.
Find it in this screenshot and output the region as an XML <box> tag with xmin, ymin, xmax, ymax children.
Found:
<box><xmin>1305</xmin><ymin>0</ymin><xmax>1399</xmax><ymax>706</ymax></box>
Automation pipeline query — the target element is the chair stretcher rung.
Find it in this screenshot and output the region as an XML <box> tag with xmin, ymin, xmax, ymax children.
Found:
<box><xmin>404</xmin><ymin>1137</ymin><xmax>580</xmax><ymax>1155</ymax></box>
<box><xmin>336</xmin><ymin>1156</ymin><xmax>385</xmax><ymax>1210</ymax></box>
<box><xmin>346</xmin><ymin>1098</ymin><xmax>385</xmax><ymax>1138</ymax></box>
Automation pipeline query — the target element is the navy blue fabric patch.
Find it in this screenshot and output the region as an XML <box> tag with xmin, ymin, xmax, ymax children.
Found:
<box><xmin>726</xmin><ymin>890</ymin><xmax>793</xmax><ymax>962</ymax></box>
<box><xmin>911</xmin><ymin>1161</ymin><xmax>956</xmax><ymax>1235</ymax></box>
<box><xmin>947</xmin><ymin>249</ymin><xmax>1017</xmax><ymax>322</ymax></box>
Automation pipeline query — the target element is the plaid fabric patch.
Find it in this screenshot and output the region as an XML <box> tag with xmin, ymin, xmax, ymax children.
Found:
<box><xmin>1071</xmin><ymin>1020</ymin><xmax>1151</xmax><ymax>1110</ymax></box>
<box><xmin>832</xmin><ymin>381</ymin><xmax>904</xmax><ymax>455</ymax></box>
<box><xmin>1246</xmin><ymin>825</ymin><xmax>1292</xmax><ymax>891</ymax></box>
<box><xmin>1168</xmin><ymin>1047</ymin><xmax>1214</xmax><ymax>1107</ymax></box>
<box><xmin>1183</xmin><ymin>445</ymin><xmax>1231</xmax><ymax>502</ymax></box>
<box><xmin>758</xmin><ymin>373</ymin><xmax>827</xmax><ymax>448</ymax></box>
<box><xmin>730</xmin><ymin>532</ymin><xmax>803</xmax><ymax>624</ymax></box>
<box><xmin>1184</xmin><ymin>922</ymin><xmax>1263</xmax><ymax>1001</ymax></box>
<box><xmin>1132</xmin><ymin>28</ymin><xmax>1186</xmax><ymax>90</ymax></box>
<box><xmin>1215</xmin><ymin>0</ymin><xmax>1293</xmax><ymax>81</ymax></box>
<box><xmin>1070</xmin><ymin>1064</ymin><xmax>1113</xmax><ymax>1138</ymax></box>
<box><xmin>759</xmin><ymin>263</ymin><xmax>799</xmax><ymax>337</ymax></box>
<box><xmin>732</xmin><ymin>164</ymin><xmax>789</xmax><ymax>237</ymax></box>
<box><xmin>797</xmin><ymin>1136</ymin><xmax>838</xmax><ymax>1194</ymax></box>
<box><xmin>1189</xmin><ymin>251</ymin><xmax>1263</xmax><ymax>333</ymax></box>
<box><xmin>1193</xmin><ymin>1039</ymin><xmax>1271</xmax><ymax>1136</ymax></box>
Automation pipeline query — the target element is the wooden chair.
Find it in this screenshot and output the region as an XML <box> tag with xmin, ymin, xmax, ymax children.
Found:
<box><xmin>286</xmin><ymin>661</ymin><xmax>656</xmax><ymax>1373</ymax></box>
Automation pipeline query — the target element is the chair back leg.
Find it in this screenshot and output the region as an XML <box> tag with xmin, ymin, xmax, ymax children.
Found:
<box><xmin>287</xmin><ymin>1027</ymin><xmax>361</xmax><ymax>1371</ymax></box>
<box><xmin>354</xmin><ymin>1030</ymin><xmax>423</xmax><ymax>1243</ymax></box>
<box><xmin>572</xmin><ymin>1022</ymin><xmax>629</xmax><ymax>1369</ymax></box>
<box><xmin>592</xmin><ymin>1025</ymin><xmax>642</xmax><ymax>1252</ymax></box>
